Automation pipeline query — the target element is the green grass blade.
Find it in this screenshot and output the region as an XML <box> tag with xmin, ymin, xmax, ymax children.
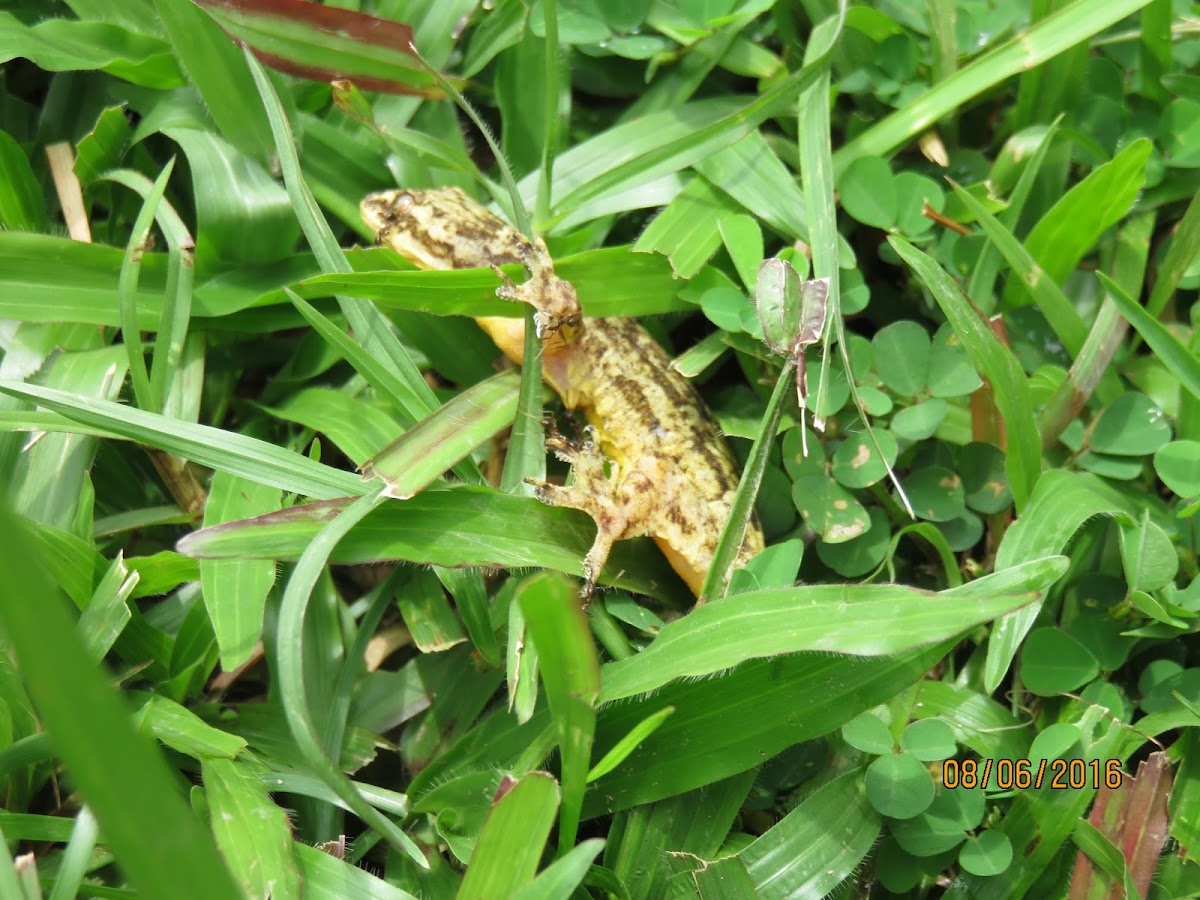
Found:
<box><xmin>0</xmin><ymin>503</ymin><xmax>242</xmax><ymax>898</ymax></box>
<box><xmin>700</xmin><ymin>356</ymin><xmax>794</xmax><ymax>601</ymax></box>
<box><xmin>118</xmin><ymin>158</ymin><xmax>174</xmax><ymax>412</ymax></box>
<box><xmin>244</xmin><ymin>49</ymin><xmax>449</xmax><ymax>443</ymax></box>
<box><xmin>589</xmin><ymin>644</ymin><xmax>952</xmax><ymax>813</ymax></box>
<box><xmin>0</xmin><ymin>130</ymin><xmax>46</xmax><ymax>231</ymax></box>
<box><xmin>535</xmin><ymin>0</ymin><xmax>560</xmax><ymax>226</ymax></box>
<box><xmin>740</xmin><ymin>770</ymin><xmax>880</xmax><ymax>898</ymax></box>
<box><xmin>202</xmin><ymin>757</ymin><xmax>301</xmax><ymax>900</ymax></box>
<box><xmin>362</xmin><ymin>370</ymin><xmax>520</xmax><ymax>499</ymax></box>
<box><xmin>1000</xmin><ymin>138</ymin><xmax>1151</xmax><ymax>310</ymax></box>
<box><xmin>457</xmin><ymin>773</ymin><xmax>559</xmax><ymax>899</ymax></box>
<box><xmin>99</xmin><ymin>166</ymin><xmax>197</xmax><ymax>417</ymax></box>
<box><xmin>985</xmin><ymin>469</ymin><xmax>1136</xmax><ymax>693</ymax></box>
<box><xmin>154</xmin><ymin>0</ymin><xmax>277</xmax><ymax>161</ymax></box>
<box><xmin>0</xmin><ymin>381</ymin><xmax>364</xmax><ymax>499</ymax></box>
<box><xmin>1146</xmin><ymin>185</ymin><xmax>1200</xmax><ymax>317</ymax></box>
<box><xmin>199</xmin><ymin>472</ymin><xmax>279</xmax><ymax>670</ymax></box>
<box><xmin>273</xmin><ymin>488</ymin><xmax>428</xmax><ymax>866</ymax></box>
<box><xmin>295</xmin><ymin>843</ymin><xmax>419</xmax><ymax>899</ymax></box>
<box><xmin>511</xmin><ymin>838</ymin><xmax>605</xmax><ymax>900</ymax></box>
<box><xmin>258</xmin><ymin>771</ymin><xmax>409</xmax><ymax>817</ymax></box>
<box><xmin>948</xmin><ymin>179</ymin><xmax>1089</xmax><ymax>358</ymax></box>
<box><xmin>45</xmin><ymin>806</ymin><xmax>99</xmax><ymax>900</ymax></box>
<box><xmin>834</xmin><ymin>0</ymin><xmax>1155</xmax><ymax>175</ymax></box>
<box><xmin>587</xmin><ymin>706</ymin><xmax>675</xmax><ymax>783</ymax></box>
<box><xmin>967</xmin><ymin>116</ymin><xmax>1063</xmax><ymax>309</ymax></box>
<box><xmin>888</xmin><ymin>236</ymin><xmax>1041</xmax><ymax>510</ymax></box>
<box><xmin>436</xmin><ymin>566</ymin><xmax>501</xmax><ymax>669</ymax></box>
<box><xmin>1099</xmin><ymin>271</ymin><xmax>1200</xmax><ymax>400</ymax></box>
<box><xmin>1038</xmin><ymin>211</ymin><xmax>1155</xmax><ymax>445</ymax></box>
<box><xmin>176</xmin><ymin>487</ymin><xmax>688</xmax><ymax>601</ymax></box>
<box><xmin>518</xmin><ymin>573</ymin><xmax>600</xmax><ymax>853</ymax></box>
<box><xmin>602</xmin><ymin>558</ymin><xmax>1062</xmax><ymax>703</ymax></box>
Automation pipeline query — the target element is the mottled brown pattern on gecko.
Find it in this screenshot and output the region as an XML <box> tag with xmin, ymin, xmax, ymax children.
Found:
<box><xmin>361</xmin><ymin>187</ymin><xmax>764</xmax><ymax>597</ymax></box>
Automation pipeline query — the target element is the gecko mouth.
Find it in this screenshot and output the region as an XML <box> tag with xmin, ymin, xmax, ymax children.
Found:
<box><xmin>537</xmin><ymin>314</ymin><xmax>584</xmax><ymax>347</ymax></box>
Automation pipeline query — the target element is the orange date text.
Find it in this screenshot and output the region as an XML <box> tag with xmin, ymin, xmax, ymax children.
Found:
<box><xmin>941</xmin><ymin>758</ymin><xmax>1124</xmax><ymax>791</ymax></box>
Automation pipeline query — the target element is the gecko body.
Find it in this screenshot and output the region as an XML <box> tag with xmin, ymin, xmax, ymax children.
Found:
<box><xmin>361</xmin><ymin>188</ymin><xmax>764</xmax><ymax>596</ymax></box>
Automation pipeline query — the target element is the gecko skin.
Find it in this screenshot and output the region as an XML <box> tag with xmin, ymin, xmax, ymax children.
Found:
<box><xmin>361</xmin><ymin>187</ymin><xmax>764</xmax><ymax>597</ymax></box>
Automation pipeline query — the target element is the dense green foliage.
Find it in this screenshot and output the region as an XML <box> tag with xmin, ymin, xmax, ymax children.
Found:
<box><xmin>1</xmin><ymin>0</ymin><xmax>1199</xmax><ymax>896</ymax></box>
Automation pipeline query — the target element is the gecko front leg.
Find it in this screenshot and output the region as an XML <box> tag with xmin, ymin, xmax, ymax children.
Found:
<box><xmin>526</xmin><ymin>426</ymin><xmax>652</xmax><ymax>599</ymax></box>
<box><xmin>492</xmin><ymin>238</ymin><xmax>582</xmax><ymax>341</ymax></box>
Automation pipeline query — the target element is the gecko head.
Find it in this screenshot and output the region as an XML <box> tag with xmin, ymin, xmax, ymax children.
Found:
<box><xmin>361</xmin><ymin>188</ymin><xmax>471</xmax><ymax>233</ymax></box>
<box><xmin>360</xmin><ymin>189</ymin><xmax>411</xmax><ymax>234</ymax></box>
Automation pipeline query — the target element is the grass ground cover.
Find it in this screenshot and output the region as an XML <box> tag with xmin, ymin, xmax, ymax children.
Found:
<box><xmin>1</xmin><ymin>0</ymin><xmax>1199</xmax><ymax>896</ymax></box>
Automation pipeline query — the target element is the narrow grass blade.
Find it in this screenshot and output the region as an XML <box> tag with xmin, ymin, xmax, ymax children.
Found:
<box><xmin>259</xmin><ymin>771</ymin><xmax>409</xmax><ymax>817</ymax></box>
<box><xmin>457</xmin><ymin>773</ymin><xmax>559</xmax><ymax>899</ymax></box>
<box><xmin>79</xmin><ymin>553</ymin><xmax>135</xmax><ymax>662</ymax></box>
<box><xmin>1000</xmin><ymin>138</ymin><xmax>1151</xmax><ymax>310</ymax></box>
<box><xmin>602</xmin><ymin>558</ymin><xmax>1061</xmax><ymax>703</ymax></box>
<box><xmin>799</xmin><ymin>5</ymin><xmax>908</xmax><ymax>515</ymax></box>
<box><xmin>564</xmin><ymin>66</ymin><xmax>821</xmax><ymax>214</ymax></box>
<box><xmin>519</xmin><ymin>573</ymin><xmax>600</xmax><ymax>854</ymax></box>
<box><xmin>511</xmin><ymin>838</ymin><xmax>605</xmax><ymax>900</ymax></box>
<box><xmin>295</xmin><ymin>843</ymin><xmax>419</xmax><ymax>899</ymax></box>
<box><xmin>193</xmin><ymin>0</ymin><xmax>435</xmax><ymax>95</ymax></box>
<box><xmin>363</xmin><ymin>370</ymin><xmax>521</xmax><ymax>499</ymax></box>
<box><xmin>588</xmin><ymin>643</ymin><xmax>952</xmax><ymax>814</ymax></box>
<box><xmin>0</xmin><ymin>381</ymin><xmax>365</xmax><ymax>499</ymax></box>
<box><xmin>154</xmin><ymin>0</ymin><xmax>277</xmax><ymax>161</ymax></box>
<box><xmin>45</xmin><ymin>806</ymin><xmax>99</xmax><ymax>900</ymax></box>
<box><xmin>436</xmin><ymin>566</ymin><xmax>500</xmax><ymax>669</ymax></box>
<box><xmin>605</xmin><ymin>770</ymin><xmax>756</xmax><ymax>899</ymax></box>
<box><xmin>700</xmin><ymin>357</ymin><xmax>794</xmax><ymax>602</ymax></box>
<box><xmin>1070</xmin><ymin>820</ymin><xmax>1140</xmax><ymax>899</ymax></box>
<box><xmin>176</xmin><ymin>487</ymin><xmax>688</xmax><ymax>601</ymax></box>
<box><xmin>0</xmin><ymin>130</ymin><xmax>46</xmax><ymax>231</ymax></box>
<box><xmin>118</xmin><ymin>158</ymin><xmax>175</xmax><ymax>412</ymax></box>
<box><xmin>245</xmin><ymin>49</ymin><xmax>448</xmax><ymax>446</ymax></box>
<box><xmin>200</xmin><ymin>472</ymin><xmax>280</xmax><ymax>670</ymax></box>
<box><xmin>1038</xmin><ymin>211</ymin><xmax>1155</xmax><ymax>445</ymax></box>
<box><xmin>404</xmin><ymin>40</ymin><xmax>553</xmax><ymax>497</ymax></box>
<box><xmin>1100</xmin><ymin>271</ymin><xmax>1200</xmax><ymax>401</ymax></box>
<box><xmin>286</xmin><ymin>289</ymin><xmax>422</xmax><ymax>430</ymax></box>
<box><xmin>0</xmin><ymin>504</ymin><xmax>242</xmax><ymax>898</ymax></box>
<box><xmin>586</xmin><ymin>706</ymin><xmax>674</xmax><ymax>783</ymax></box>
<box><xmin>273</xmin><ymin>487</ymin><xmax>427</xmax><ymax>866</ymax></box>
<box><xmin>985</xmin><ymin>470</ymin><xmax>1135</xmax><ymax>693</ymax></box>
<box><xmin>99</xmin><ymin>167</ymin><xmax>200</xmax><ymax>420</ymax></box>
<box><xmin>967</xmin><ymin>116</ymin><xmax>1063</xmax><ymax>309</ymax></box>
<box><xmin>202</xmin><ymin>756</ymin><xmax>302</xmax><ymax>900</ymax></box>
<box><xmin>740</xmin><ymin>770</ymin><xmax>880</xmax><ymax>899</ymax></box>
<box><xmin>834</xmin><ymin>0</ymin><xmax>1155</xmax><ymax>175</ymax></box>
<box><xmin>949</xmin><ymin>180</ymin><xmax>1088</xmax><ymax>358</ymax></box>
<box><xmin>888</xmin><ymin>237</ymin><xmax>1041</xmax><ymax>510</ymax></box>
<box><xmin>1147</xmin><ymin>186</ymin><xmax>1200</xmax><ymax>317</ymax></box>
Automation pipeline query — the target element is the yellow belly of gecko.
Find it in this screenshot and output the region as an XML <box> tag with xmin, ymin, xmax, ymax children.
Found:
<box><xmin>361</xmin><ymin>187</ymin><xmax>764</xmax><ymax>596</ymax></box>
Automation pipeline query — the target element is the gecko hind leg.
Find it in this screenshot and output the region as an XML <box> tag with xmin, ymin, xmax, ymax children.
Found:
<box><xmin>526</xmin><ymin>428</ymin><xmax>632</xmax><ymax>600</ymax></box>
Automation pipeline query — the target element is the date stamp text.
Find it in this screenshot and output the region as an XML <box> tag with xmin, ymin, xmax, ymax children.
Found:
<box><xmin>942</xmin><ymin>758</ymin><xmax>1124</xmax><ymax>791</ymax></box>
